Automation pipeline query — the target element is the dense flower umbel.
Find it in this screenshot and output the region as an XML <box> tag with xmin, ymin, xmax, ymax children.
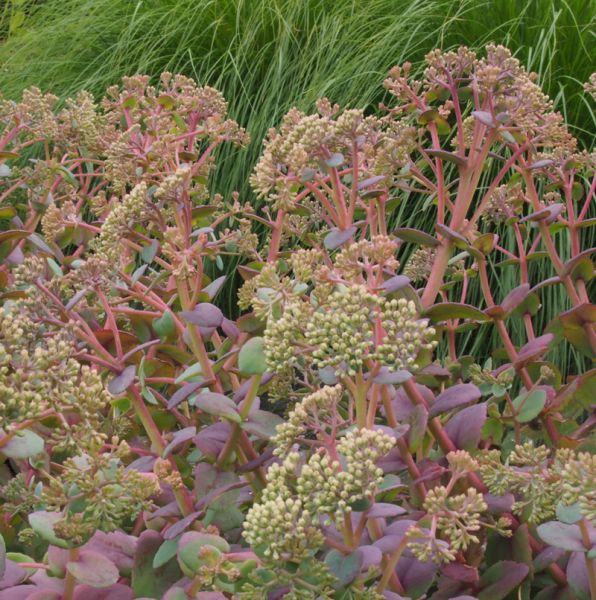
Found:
<box><xmin>40</xmin><ymin>449</ymin><xmax>159</xmax><ymax>546</ymax></box>
<box><xmin>0</xmin><ymin>305</ymin><xmax>108</xmax><ymax>452</ymax></box>
<box><xmin>479</xmin><ymin>443</ymin><xmax>596</xmax><ymax>525</ymax></box>
<box><xmin>244</xmin><ymin>428</ymin><xmax>394</xmax><ymax>560</ymax></box>
<box><xmin>305</xmin><ymin>286</ymin><xmax>436</xmax><ymax>376</ymax></box>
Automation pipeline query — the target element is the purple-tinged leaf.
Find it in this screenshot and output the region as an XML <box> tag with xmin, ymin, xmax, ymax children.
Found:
<box><xmin>126</xmin><ymin>455</ymin><xmax>156</xmax><ymax>473</ymax></box>
<box><xmin>528</xmin><ymin>159</ymin><xmax>554</xmax><ymax>170</ymax></box>
<box><xmin>533</xmin><ymin>547</ymin><xmax>566</xmax><ymax>573</ymax></box>
<box><xmin>425</xmin><ymin>303</ymin><xmax>490</xmax><ymax>323</ymax></box>
<box><xmin>390</xmin><ymin>384</ymin><xmax>434</xmax><ymax>421</ymax></box>
<box><xmin>0</xmin><ymin>588</ymin><xmax>37</xmax><ymax>600</ymax></box>
<box><xmin>66</xmin><ymin>551</ymin><xmax>119</xmax><ymax>588</ymax></box>
<box><xmin>374</xmin><ymin>368</ymin><xmax>413</xmax><ymax>384</ymax></box>
<box><xmin>444</xmin><ymin>403</ymin><xmax>487</xmax><ymax>450</ymax></box>
<box><xmin>242</xmin><ymin>410</ymin><xmax>284</xmax><ymax>439</ymax></box>
<box><xmin>394</xmin><ymin>227</ymin><xmax>439</xmax><ymax>247</ymax></box>
<box><xmin>163</xmin><ymin>512</ymin><xmax>202</xmax><ymax>541</ymax></box>
<box><xmin>373</xmin><ymin>535</ymin><xmax>404</xmax><ymax>553</ymax></box>
<box><xmin>358</xmin><ymin>545</ymin><xmax>383</xmax><ymax>570</ymax></box>
<box><xmin>426</xmin><ymin>149</ymin><xmax>466</xmax><ymax>167</ymax></box>
<box><xmin>193</xmin><ymin>422</ymin><xmax>232</xmax><ymax>458</ymax></box>
<box><xmin>73</xmin><ymin>584</ymin><xmax>134</xmax><ymax>600</ymax></box>
<box><xmin>108</xmin><ymin>365</ymin><xmax>136</xmax><ymax>396</ymax></box>
<box><xmin>536</xmin><ymin>522</ymin><xmax>586</xmax><ymax>552</ymax></box>
<box><xmin>501</xmin><ymin>284</ymin><xmax>531</xmax><ymax>314</ymax></box>
<box><xmin>484</xmin><ymin>494</ymin><xmax>514</xmax><ymax>514</ymax></box>
<box><xmin>0</xmin><ymin>560</ymin><xmax>26</xmax><ymax>590</ymax></box>
<box><xmin>26</xmin><ymin>590</ymin><xmax>62</xmax><ymax>600</ymax></box>
<box><xmin>324</xmin><ymin>226</ymin><xmax>357</xmax><ymax>250</ymax></box>
<box><xmin>567</xmin><ymin>552</ymin><xmax>589</xmax><ymax>599</ymax></box>
<box><xmin>561</xmin><ymin>248</ymin><xmax>595</xmax><ymax>280</ymax></box>
<box><xmin>150</xmin><ymin>502</ymin><xmax>180</xmax><ymax>520</ymax></box>
<box><xmin>325</xmin><ymin>550</ymin><xmax>363</xmax><ymax>587</ymax></box>
<box><xmin>167</xmin><ymin>381</ymin><xmax>208</xmax><ymax>409</ymax></box>
<box><xmin>396</xmin><ymin>555</ymin><xmax>438</xmax><ymax>597</ymax></box>
<box><xmin>83</xmin><ymin>531</ymin><xmax>136</xmax><ymax>575</ymax></box>
<box><xmin>367</xmin><ymin>503</ymin><xmax>407</xmax><ymax>518</ymax></box>
<box><xmin>162</xmin><ymin>426</ymin><xmax>196</xmax><ymax>458</ymax></box>
<box><xmin>202</xmin><ymin>276</ymin><xmax>226</xmax><ymax>300</ymax></box>
<box><xmin>435</xmin><ymin>224</ymin><xmax>469</xmax><ymax>248</ymax></box>
<box><xmin>132</xmin><ymin>531</ymin><xmax>182</xmax><ymax>598</ymax></box>
<box><xmin>478</xmin><ymin>561</ymin><xmax>529</xmax><ymax>600</ymax></box>
<box><xmin>472</xmin><ymin>111</ymin><xmax>496</xmax><ymax>128</ymax></box>
<box><xmin>381</xmin><ymin>275</ymin><xmax>411</xmax><ymax>293</ymax></box>
<box><xmin>180</xmin><ymin>303</ymin><xmax>223</xmax><ymax>328</ymax></box>
<box><xmin>520</xmin><ymin>203</ymin><xmax>564</xmax><ymax>224</ymax></box>
<box><xmin>358</xmin><ymin>175</ymin><xmax>387</xmax><ymax>190</ymax></box>
<box><xmin>195</xmin><ymin>481</ymin><xmax>248</xmax><ymax>511</ymax></box>
<box><xmin>442</xmin><ymin>561</ymin><xmax>479</xmax><ymax>583</ymax></box>
<box><xmin>193</xmin><ymin>392</ymin><xmax>241</xmax><ymax>423</ymax></box>
<box><xmin>428</xmin><ymin>383</ymin><xmax>481</xmax><ymax>418</ymax></box>
<box><xmin>221</xmin><ymin>317</ymin><xmax>240</xmax><ymax>340</ymax></box>
<box><xmin>515</xmin><ymin>334</ymin><xmax>554</xmax><ymax>366</ymax></box>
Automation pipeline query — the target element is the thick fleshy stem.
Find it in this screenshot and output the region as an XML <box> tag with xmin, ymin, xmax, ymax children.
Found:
<box><xmin>580</xmin><ymin>518</ymin><xmax>596</xmax><ymax>598</ymax></box>
<box><xmin>62</xmin><ymin>547</ymin><xmax>80</xmax><ymax>600</ymax></box>
<box><xmin>130</xmin><ymin>385</ymin><xmax>195</xmax><ymax>516</ymax></box>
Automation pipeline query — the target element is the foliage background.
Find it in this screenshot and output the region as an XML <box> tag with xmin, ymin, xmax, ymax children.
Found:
<box><xmin>1</xmin><ymin>0</ymin><xmax>595</xmax><ymax>367</ymax></box>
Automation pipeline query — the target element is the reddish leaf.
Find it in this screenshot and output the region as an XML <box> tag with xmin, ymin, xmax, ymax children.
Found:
<box><xmin>394</xmin><ymin>228</ymin><xmax>439</xmax><ymax>247</ymax></box>
<box><xmin>477</xmin><ymin>561</ymin><xmax>529</xmax><ymax>599</ymax></box>
<box><xmin>536</xmin><ymin>522</ymin><xmax>585</xmax><ymax>552</ymax></box>
<box><xmin>515</xmin><ymin>334</ymin><xmax>554</xmax><ymax>366</ymax></box>
<box><xmin>429</xmin><ymin>383</ymin><xmax>481</xmax><ymax>418</ymax></box>
<box><xmin>324</xmin><ymin>226</ymin><xmax>357</xmax><ymax>250</ymax></box>
<box><xmin>444</xmin><ymin>403</ymin><xmax>487</xmax><ymax>450</ymax></box>
<box><xmin>163</xmin><ymin>426</ymin><xmax>196</xmax><ymax>458</ymax></box>
<box><xmin>367</xmin><ymin>503</ymin><xmax>407</xmax><ymax>518</ymax></box>
<box><xmin>167</xmin><ymin>381</ymin><xmax>209</xmax><ymax>409</ymax></box>
<box><xmin>472</xmin><ymin>110</ymin><xmax>496</xmax><ymax>128</ymax></box>
<box><xmin>108</xmin><ymin>365</ymin><xmax>136</xmax><ymax>396</ymax></box>
<box><xmin>442</xmin><ymin>561</ymin><xmax>479</xmax><ymax>583</ymax></box>
<box><xmin>66</xmin><ymin>551</ymin><xmax>119</xmax><ymax>588</ymax></box>
<box><xmin>425</xmin><ymin>303</ymin><xmax>489</xmax><ymax>323</ymax></box>
<box><xmin>180</xmin><ymin>303</ymin><xmax>223</xmax><ymax>328</ymax></box>
<box><xmin>381</xmin><ymin>275</ymin><xmax>411</xmax><ymax>293</ymax></box>
<box><xmin>501</xmin><ymin>284</ymin><xmax>531</xmax><ymax>314</ymax></box>
<box><xmin>426</xmin><ymin>149</ymin><xmax>467</xmax><ymax>167</ymax></box>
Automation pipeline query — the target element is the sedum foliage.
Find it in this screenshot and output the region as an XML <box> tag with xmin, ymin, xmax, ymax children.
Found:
<box><xmin>0</xmin><ymin>45</ymin><xmax>594</xmax><ymax>599</ymax></box>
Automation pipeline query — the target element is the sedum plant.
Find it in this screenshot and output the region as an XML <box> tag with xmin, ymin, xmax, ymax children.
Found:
<box><xmin>0</xmin><ymin>46</ymin><xmax>594</xmax><ymax>600</ymax></box>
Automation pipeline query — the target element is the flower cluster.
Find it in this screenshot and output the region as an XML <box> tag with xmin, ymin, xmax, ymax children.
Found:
<box><xmin>244</xmin><ymin>428</ymin><xmax>394</xmax><ymax>561</ymax></box>
<box><xmin>0</xmin><ymin>304</ymin><xmax>108</xmax><ymax>452</ymax></box>
<box><xmin>305</xmin><ymin>286</ymin><xmax>436</xmax><ymax>376</ymax></box>
<box><xmin>478</xmin><ymin>443</ymin><xmax>595</xmax><ymax>524</ymax></box>
<box><xmin>41</xmin><ymin>448</ymin><xmax>159</xmax><ymax>546</ymax></box>
<box><xmin>272</xmin><ymin>384</ymin><xmax>344</xmax><ymax>455</ymax></box>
